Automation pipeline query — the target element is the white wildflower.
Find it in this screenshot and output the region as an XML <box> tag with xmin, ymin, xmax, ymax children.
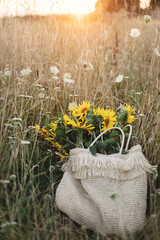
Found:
<box><xmin>130</xmin><ymin>28</ymin><xmax>141</xmax><ymax>38</ymax></box>
<box><xmin>69</xmin><ymin>94</ymin><xmax>78</xmax><ymax>97</ymax></box>
<box><xmin>148</xmin><ymin>137</ymin><xmax>153</xmax><ymax>143</ymax></box>
<box><xmin>63</xmin><ymin>72</ymin><xmax>71</xmax><ymax>79</ymax></box>
<box><xmin>9</xmin><ymin>174</ymin><xmax>16</xmax><ymax>180</ymax></box>
<box><xmin>20</xmin><ymin>68</ymin><xmax>32</xmax><ymax>76</ymax></box>
<box><xmin>154</xmin><ymin>48</ymin><xmax>160</xmax><ymax>57</ymax></box>
<box><xmin>38</xmin><ymin>93</ymin><xmax>45</xmax><ymax>99</ymax></box>
<box><xmin>12</xmin><ymin>118</ymin><xmax>22</xmax><ymax>121</ymax></box>
<box><xmin>0</xmin><ymin>180</ymin><xmax>10</xmax><ymax>184</ymax></box>
<box><xmin>139</xmin><ymin>114</ymin><xmax>145</xmax><ymax>117</ymax></box>
<box><xmin>4</xmin><ymin>68</ymin><xmax>11</xmax><ymax>77</ymax></box>
<box><xmin>19</xmin><ymin>95</ymin><xmax>33</xmax><ymax>99</ymax></box>
<box><xmin>40</xmin><ymin>88</ymin><xmax>45</xmax><ymax>91</ymax></box>
<box><xmin>50</xmin><ymin>66</ymin><xmax>59</xmax><ymax>75</ymax></box>
<box><xmin>21</xmin><ymin>140</ymin><xmax>31</xmax><ymax>145</ymax></box>
<box><xmin>83</xmin><ymin>62</ymin><xmax>94</xmax><ymax>71</ymax></box>
<box><xmin>135</xmin><ymin>92</ymin><xmax>142</xmax><ymax>95</ymax></box>
<box><xmin>34</xmin><ymin>83</ymin><xmax>43</xmax><ymax>88</ymax></box>
<box><xmin>63</xmin><ymin>78</ymin><xmax>74</xmax><ymax>84</ymax></box>
<box><xmin>47</xmin><ymin>149</ymin><xmax>52</xmax><ymax>153</ymax></box>
<box><xmin>115</xmin><ymin>75</ymin><xmax>124</xmax><ymax>83</ymax></box>
<box><xmin>45</xmin><ymin>96</ymin><xmax>55</xmax><ymax>100</ymax></box>
<box><xmin>69</xmin><ymin>102</ymin><xmax>77</xmax><ymax>108</ymax></box>
<box><xmin>1</xmin><ymin>222</ymin><xmax>17</xmax><ymax>228</ymax></box>
<box><xmin>52</xmin><ymin>76</ymin><xmax>59</xmax><ymax>80</ymax></box>
<box><xmin>28</xmin><ymin>126</ymin><xmax>36</xmax><ymax>129</ymax></box>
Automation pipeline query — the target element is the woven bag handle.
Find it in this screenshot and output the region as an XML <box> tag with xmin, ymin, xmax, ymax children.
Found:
<box><xmin>124</xmin><ymin>124</ymin><xmax>132</xmax><ymax>152</ymax></box>
<box><xmin>88</xmin><ymin>127</ymin><xmax>125</xmax><ymax>154</ymax></box>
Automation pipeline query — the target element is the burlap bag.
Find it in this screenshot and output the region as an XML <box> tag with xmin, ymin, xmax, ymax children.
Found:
<box><xmin>55</xmin><ymin>126</ymin><xmax>156</xmax><ymax>236</ymax></box>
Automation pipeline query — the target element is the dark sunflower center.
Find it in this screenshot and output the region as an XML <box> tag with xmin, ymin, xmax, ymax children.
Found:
<box><xmin>81</xmin><ymin>108</ymin><xmax>88</xmax><ymax>114</ymax></box>
<box><xmin>104</xmin><ymin>118</ymin><xmax>109</xmax><ymax>127</ymax></box>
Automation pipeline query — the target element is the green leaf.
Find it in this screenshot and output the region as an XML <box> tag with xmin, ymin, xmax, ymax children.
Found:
<box><xmin>97</xmin><ymin>141</ymin><xmax>107</xmax><ymax>151</ymax></box>
<box><xmin>84</xmin><ymin>138</ymin><xmax>92</xmax><ymax>148</ymax></box>
<box><xmin>109</xmin><ymin>130</ymin><xmax>118</xmax><ymax>138</ymax></box>
<box><xmin>117</xmin><ymin>111</ymin><xmax>128</xmax><ymax>122</ymax></box>
<box><xmin>86</xmin><ymin>113</ymin><xmax>92</xmax><ymax>121</ymax></box>
<box><xmin>124</xmin><ymin>133</ymin><xmax>129</xmax><ymax>138</ymax></box>
<box><xmin>104</xmin><ymin>138</ymin><xmax>115</xmax><ymax>145</ymax></box>
<box><xmin>89</xmin><ymin>145</ymin><xmax>97</xmax><ymax>156</ymax></box>
<box><xmin>59</xmin><ymin>143</ymin><xmax>70</xmax><ymax>152</ymax></box>
<box><xmin>60</xmin><ymin>113</ymin><xmax>64</xmax><ymax>121</ymax></box>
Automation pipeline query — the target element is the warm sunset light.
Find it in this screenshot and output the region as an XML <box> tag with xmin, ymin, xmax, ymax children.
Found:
<box><xmin>0</xmin><ymin>0</ymin><xmax>98</xmax><ymax>17</ymax></box>
<box><xmin>140</xmin><ymin>0</ymin><xmax>151</xmax><ymax>9</ymax></box>
<box><xmin>58</xmin><ymin>0</ymin><xmax>98</xmax><ymax>14</ymax></box>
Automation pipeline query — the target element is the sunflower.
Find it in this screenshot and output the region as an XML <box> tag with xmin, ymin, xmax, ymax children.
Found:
<box><xmin>94</xmin><ymin>107</ymin><xmax>109</xmax><ymax>118</ymax></box>
<box><xmin>125</xmin><ymin>104</ymin><xmax>135</xmax><ymax>124</ymax></box>
<box><xmin>63</xmin><ymin>114</ymin><xmax>70</xmax><ymax>127</ymax></box>
<box><xmin>125</xmin><ymin>104</ymin><xmax>135</xmax><ymax>115</ymax></box>
<box><xmin>49</xmin><ymin>121</ymin><xmax>58</xmax><ymax>131</ymax></box>
<box><xmin>101</xmin><ymin>110</ymin><xmax>117</xmax><ymax>131</ymax></box>
<box><xmin>35</xmin><ymin>125</ymin><xmax>49</xmax><ymax>140</ymax></box>
<box><xmin>51</xmin><ymin>141</ymin><xmax>69</xmax><ymax>160</ymax></box>
<box><xmin>69</xmin><ymin>101</ymin><xmax>91</xmax><ymax>121</ymax></box>
<box><xmin>126</xmin><ymin>114</ymin><xmax>136</xmax><ymax>124</ymax></box>
<box><xmin>66</xmin><ymin>118</ymin><xmax>94</xmax><ymax>134</ymax></box>
<box><xmin>46</xmin><ymin>131</ymin><xmax>55</xmax><ymax>144</ymax></box>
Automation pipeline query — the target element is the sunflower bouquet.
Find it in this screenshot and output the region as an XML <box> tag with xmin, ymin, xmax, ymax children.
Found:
<box><xmin>36</xmin><ymin>101</ymin><xmax>136</xmax><ymax>160</ymax></box>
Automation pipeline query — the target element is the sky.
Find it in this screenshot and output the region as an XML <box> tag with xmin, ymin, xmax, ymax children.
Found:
<box><xmin>0</xmin><ymin>0</ymin><xmax>98</xmax><ymax>17</ymax></box>
<box><xmin>0</xmin><ymin>0</ymin><xmax>150</xmax><ymax>17</ymax></box>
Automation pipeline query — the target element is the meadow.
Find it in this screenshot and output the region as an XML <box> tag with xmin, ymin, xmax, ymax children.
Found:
<box><xmin>0</xmin><ymin>12</ymin><xmax>160</xmax><ymax>239</ymax></box>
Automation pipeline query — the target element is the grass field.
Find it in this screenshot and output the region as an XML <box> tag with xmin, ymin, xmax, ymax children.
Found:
<box><xmin>0</xmin><ymin>12</ymin><xmax>160</xmax><ymax>239</ymax></box>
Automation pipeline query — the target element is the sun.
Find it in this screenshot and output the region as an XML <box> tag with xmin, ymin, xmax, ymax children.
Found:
<box><xmin>140</xmin><ymin>0</ymin><xmax>151</xmax><ymax>9</ymax></box>
<box><xmin>59</xmin><ymin>0</ymin><xmax>98</xmax><ymax>15</ymax></box>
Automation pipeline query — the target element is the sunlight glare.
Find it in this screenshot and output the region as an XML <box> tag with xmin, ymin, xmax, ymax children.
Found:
<box><xmin>58</xmin><ymin>0</ymin><xmax>98</xmax><ymax>15</ymax></box>
<box><xmin>140</xmin><ymin>0</ymin><xmax>151</xmax><ymax>9</ymax></box>
<box><xmin>0</xmin><ymin>0</ymin><xmax>98</xmax><ymax>17</ymax></box>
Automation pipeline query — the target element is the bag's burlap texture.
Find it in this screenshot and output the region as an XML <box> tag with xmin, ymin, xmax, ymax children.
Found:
<box><xmin>55</xmin><ymin>145</ymin><xmax>156</xmax><ymax>236</ymax></box>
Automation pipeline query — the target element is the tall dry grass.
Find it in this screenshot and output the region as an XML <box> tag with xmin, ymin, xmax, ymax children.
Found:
<box><xmin>0</xmin><ymin>13</ymin><xmax>159</xmax><ymax>239</ymax></box>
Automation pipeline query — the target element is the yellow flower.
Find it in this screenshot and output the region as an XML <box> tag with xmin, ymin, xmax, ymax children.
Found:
<box><xmin>69</xmin><ymin>101</ymin><xmax>91</xmax><ymax>120</ymax></box>
<box><xmin>94</xmin><ymin>107</ymin><xmax>109</xmax><ymax>118</ymax></box>
<box><xmin>54</xmin><ymin>142</ymin><xmax>69</xmax><ymax>160</ymax></box>
<box><xmin>67</xmin><ymin>118</ymin><xmax>94</xmax><ymax>134</ymax></box>
<box><xmin>126</xmin><ymin>114</ymin><xmax>136</xmax><ymax>124</ymax></box>
<box><xmin>46</xmin><ymin>131</ymin><xmax>55</xmax><ymax>144</ymax></box>
<box><xmin>35</xmin><ymin>124</ymin><xmax>40</xmax><ymax>132</ymax></box>
<box><xmin>125</xmin><ymin>104</ymin><xmax>135</xmax><ymax>124</ymax></box>
<box><xmin>63</xmin><ymin>114</ymin><xmax>70</xmax><ymax>127</ymax></box>
<box><xmin>125</xmin><ymin>104</ymin><xmax>135</xmax><ymax>115</ymax></box>
<box><xmin>36</xmin><ymin>125</ymin><xmax>49</xmax><ymax>140</ymax></box>
<box><xmin>101</xmin><ymin>110</ymin><xmax>117</xmax><ymax>131</ymax></box>
<box><xmin>49</xmin><ymin>121</ymin><xmax>58</xmax><ymax>131</ymax></box>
